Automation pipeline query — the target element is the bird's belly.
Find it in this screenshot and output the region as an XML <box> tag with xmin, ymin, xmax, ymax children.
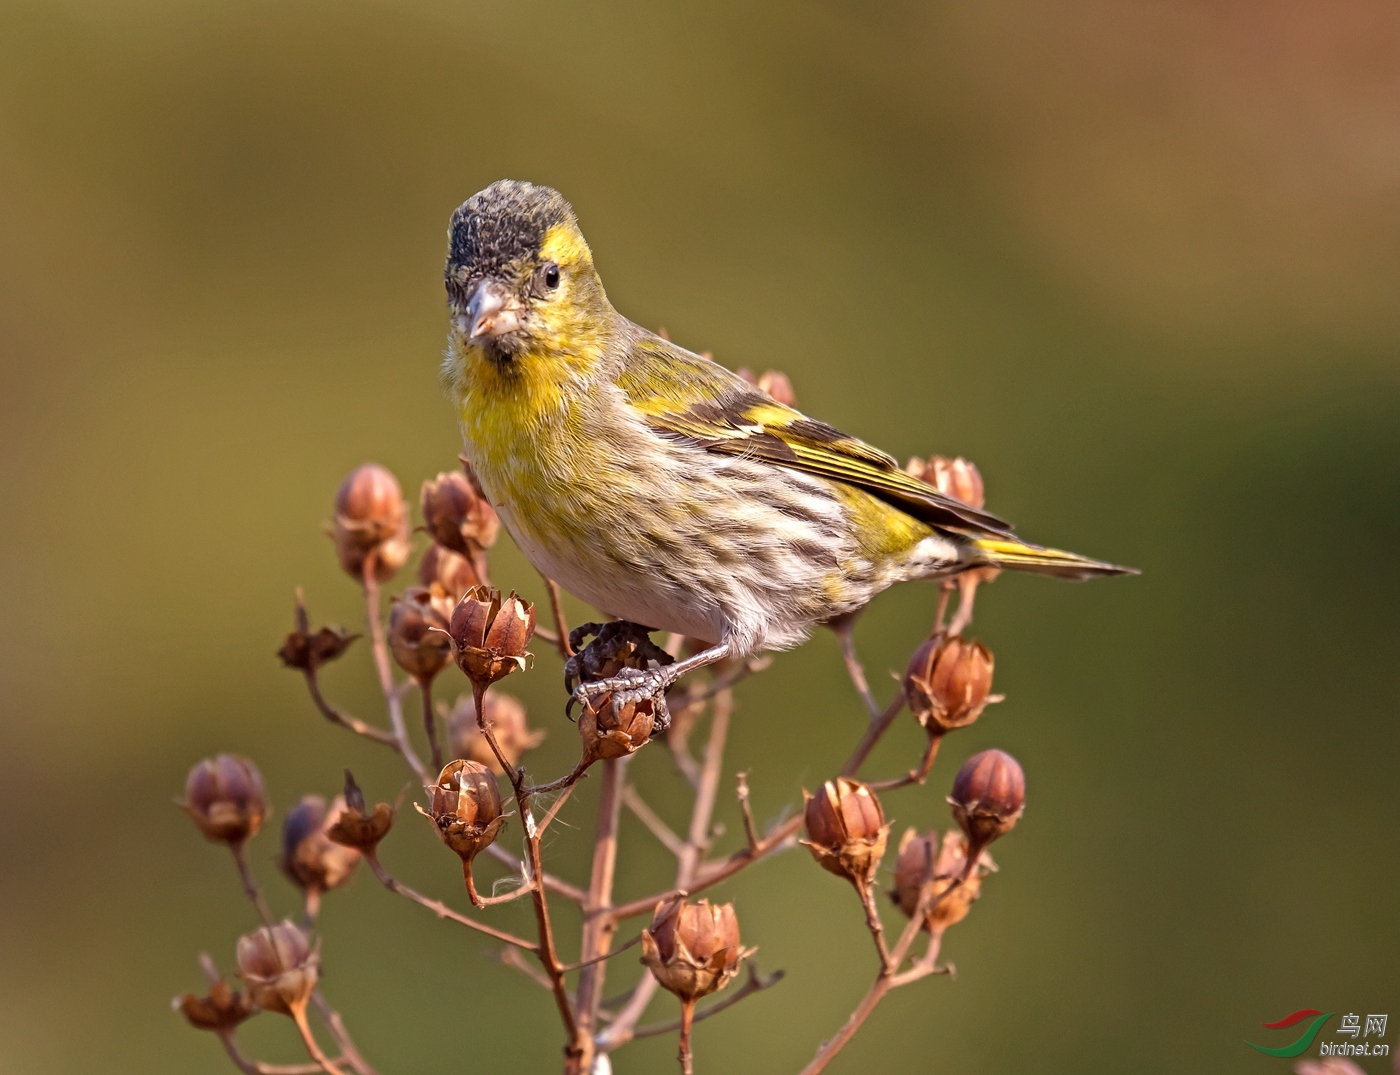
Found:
<box><xmin>494</xmin><ymin>500</ymin><xmax>727</xmax><ymax>643</ymax></box>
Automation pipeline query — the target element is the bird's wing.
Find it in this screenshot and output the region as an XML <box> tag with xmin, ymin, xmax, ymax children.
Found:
<box><xmin>617</xmin><ymin>335</ymin><xmax>1015</xmax><ymax>537</ymax></box>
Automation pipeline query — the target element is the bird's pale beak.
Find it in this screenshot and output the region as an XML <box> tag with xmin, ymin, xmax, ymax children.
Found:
<box><xmin>460</xmin><ymin>280</ymin><xmax>521</xmax><ymax>343</ymax></box>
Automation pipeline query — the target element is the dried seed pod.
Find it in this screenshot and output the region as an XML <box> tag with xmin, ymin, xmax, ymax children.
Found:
<box><xmin>418</xmin><ymin>760</ymin><xmax>507</xmax><ymax>907</ymax></box>
<box><xmin>903</xmin><ymin>635</ymin><xmax>996</xmax><ymax>732</ymax></box>
<box><xmin>419</xmin><ymin>760</ymin><xmax>506</xmax><ymax>863</ymax></box>
<box><xmin>801</xmin><ymin>777</ymin><xmax>890</xmax><ymax>886</ymax></box>
<box><xmin>388</xmin><ymin>585</ymin><xmax>454</xmax><ymax>681</ymax></box>
<box><xmin>417</xmin><ymin>543</ymin><xmax>482</xmax><ymax>601</ymax></box>
<box><xmin>446</xmin><ymin>587</ymin><xmax>535</xmax><ymax>689</ymax></box>
<box><xmin>181</xmin><ymin>755</ymin><xmax>268</xmax><ymax>846</ymax></box>
<box><xmin>889</xmin><ymin>828</ymin><xmax>994</xmax><ymax>933</ymax></box>
<box><xmin>235</xmin><ymin>921</ymin><xmax>319</xmax><ymax>1016</ymax></box>
<box><xmin>279</xmin><ymin>795</ymin><xmax>361</xmax><ymax>896</ymax></box>
<box><xmin>949</xmin><ymin>749</ymin><xmax>1025</xmax><ymax>851</ymax></box>
<box><xmin>924</xmin><ymin>455</ymin><xmax>986</xmax><ymax>510</ymax></box>
<box><xmin>277</xmin><ymin>593</ymin><xmax>359</xmax><ymax>671</ymax></box>
<box><xmin>174</xmin><ymin>978</ymin><xmax>255</xmax><ymax>1032</ymax></box>
<box><xmin>736</xmin><ymin>367</ymin><xmax>797</xmax><ymax>407</ymax></box>
<box><xmin>330</xmin><ymin>464</ymin><xmax>411</xmax><ymax>583</ymax></box>
<box><xmin>579</xmin><ymin>693</ymin><xmax>658</xmax><ymax>760</ymax></box>
<box><xmin>446</xmin><ymin>691</ymin><xmax>545</xmax><ymax>774</ymax></box>
<box><xmin>326</xmin><ymin>770</ymin><xmax>394</xmax><ymax>852</ymax></box>
<box><xmin>641</xmin><ymin>897</ymin><xmax>755</xmax><ymax>1002</ymax></box>
<box><xmin>420</xmin><ymin>468</ymin><xmax>499</xmax><ymax>557</ymax></box>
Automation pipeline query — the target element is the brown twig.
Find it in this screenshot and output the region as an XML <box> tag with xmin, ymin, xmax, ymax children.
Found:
<box><xmin>463</xmin><ymin>861</ymin><xmax>535</xmax><ymax>907</ymax></box>
<box><xmin>622</xmin><ymin>784</ymin><xmax>687</xmax><ymax>858</ymax></box>
<box><xmin>840</xmin><ymin>689</ymin><xmax>907</xmax><ymax>780</ymax></box>
<box><xmin>932</xmin><ymin>582</ymin><xmax>953</xmax><ymax>635</ymax></box>
<box><xmin>946</xmin><ymin>573</ymin><xmax>980</xmax><ymax>637</ymax></box>
<box><xmin>363</xmin><ymin>851</ymin><xmax>538</xmax><ymax>950</ymax></box>
<box><xmin>484</xmin><ymin>844</ymin><xmax>588</xmax><ymax>903</ymax></box>
<box><xmin>855</xmin><ymin>880</ymin><xmax>893</xmax><ymax>971</ymax></box>
<box><xmin>309</xmin><ymin>993</ymin><xmax>379</xmax><ymax>1075</ymax></box>
<box><xmin>473</xmin><ymin>683</ymin><xmax>581</xmax><ymax>1056</ymax></box>
<box><xmin>799</xmin><ymin>868</ymin><xmax>973</xmax><ymax>1074</ymax></box>
<box><xmin>867</xmin><ymin>732</ymin><xmax>943</xmax><ymax>792</ymax></box>
<box><xmin>217</xmin><ymin>1033</ymin><xmax>331</xmax><ymax>1075</ymax></box>
<box><xmin>570</xmin><ymin>757</ymin><xmax>628</xmax><ymax>1074</ymax></box>
<box><xmin>420</xmin><ymin>678</ymin><xmax>443</xmax><ymax>774</ymax></box>
<box><xmin>677</xmin><ymin>998</ymin><xmax>696</xmax><ymax>1075</ymax></box>
<box><xmin>560</xmin><ymin>930</ymin><xmax>644</xmax><ymax>973</ymax></box>
<box><xmin>360</xmin><ymin>561</ymin><xmax>429</xmax><ymax>784</ymax></box>
<box><xmin>301</xmin><ymin>669</ymin><xmax>399</xmax><ymax>748</ymax></box>
<box><xmin>498</xmin><ymin>945</ymin><xmax>557</xmax><ymax>992</ymax></box>
<box><xmin>536</xmin><ymin>783</ymin><xmax>577</xmax><ymax>838</ymax></box>
<box><xmin>229</xmin><ymin>843</ymin><xmax>276</xmax><ymax>929</ymax></box>
<box><xmin>831</xmin><ymin>615</ymin><xmax>882</xmax><ymax>722</ymax></box>
<box><xmin>291</xmin><ymin>1005</ymin><xmax>348</xmax><ymax>1075</ymax></box>
<box><xmin>527</xmin><ymin>758</ymin><xmax>594</xmax><ymax>797</ymax></box>
<box><xmin>597</xmin><ymin>682</ymin><xmax>735</xmax><ymax>1050</ymax></box>
<box><xmin>610</xmin><ymin>650</ymin><xmax>919</xmax><ymax>926</ymax></box>
<box><xmin>541</xmin><ymin>573</ymin><xmax>574</xmax><ymax>657</ymax></box>
<box><xmin>630</xmin><ymin>964</ymin><xmax>784</xmax><ymax>1040</ymax></box>
<box><xmin>735</xmin><ymin>772</ymin><xmax>761</xmax><ymax>853</ymax></box>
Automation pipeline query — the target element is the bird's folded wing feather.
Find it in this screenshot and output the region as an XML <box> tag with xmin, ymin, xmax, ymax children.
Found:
<box><xmin>618</xmin><ymin>336</ymin><xmax>1015</xmax><ymax>537</ymax></box>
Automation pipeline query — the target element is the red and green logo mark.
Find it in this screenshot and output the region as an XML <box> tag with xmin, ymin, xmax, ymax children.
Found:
<box><xmin>1247</xmin><ymin>1010</ymin><xmax>1335</xmax><ymax>1057</ymax></box>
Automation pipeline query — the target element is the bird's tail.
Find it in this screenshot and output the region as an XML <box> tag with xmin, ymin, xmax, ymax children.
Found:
<box><xmin>968</xmin><ymin>536</ymin><xmax>1136</xmax><ymax>580</ymax></box>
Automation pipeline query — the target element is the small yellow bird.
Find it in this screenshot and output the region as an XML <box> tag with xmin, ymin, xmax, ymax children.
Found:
<box><xmin>442</xmin><ymin>180</ymin><xmax>1131</xmax><ymax>700</ymax></box>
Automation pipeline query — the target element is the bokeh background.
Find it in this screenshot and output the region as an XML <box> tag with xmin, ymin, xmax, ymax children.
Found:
<box><xmin>2</xmin><ymin>1</ymin><xmax>1397</xmax><ymax>1072</ymax></box>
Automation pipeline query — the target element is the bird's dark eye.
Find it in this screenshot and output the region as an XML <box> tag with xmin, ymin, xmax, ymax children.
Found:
<box><xmin>543</xmin><ymin>263</ymin><xmax>561</xmax><ymax>290</ymax></box>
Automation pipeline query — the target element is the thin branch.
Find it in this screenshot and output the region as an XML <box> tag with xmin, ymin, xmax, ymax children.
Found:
<box><xmin>735</xmin><ymin>772</ymin><xmax>760</xmax><ymax>853</ymax></box>
<box><xmin>840</xmin><ymin>689</ymin><xmax>907</xmax><ymax>780</ymax></box>
<box><xmin>309</xmin><ymin>993</ymin><xmax>379</xmax><ymax>1075</ymax></box>
<box><xmin>473</xmin><ymin>684</ymin><xmax>580</xmax><ymax>1052</ymax></box>
<box><xmin>855</xmin><ymin>880</ymin><xmax>893</xmax><ymax>971</ymax></box>
<box><xmin>932</xmin><ymin>582</ymin><xmax>952</xmax><ymax>635</ymax></box>
<box><xmin>673</xmin><ymin>657</ymin><xmax>771</xmax><ymax>714</ymax></box>
<box><xmin>798</xmin><ymin>869</ymin><xmax>972</xmax><ymax>1075</ymax></box>
<box><xmin>498</xmin><ymin>946</ymin><xmax>556</xmax><ymax>992</ymax></box>
<box><xmin>597</xmin><ymin>681</ymin><xmax>735</xmax><ymax>1050</ymax></box>
<box><xmin>608</xmin><ymin>653</ymin><xmax>925</xmax><ymax>926</ymax></box>
<box><xmin>888</xmin><ymin>931</ymin><xmax>948</xmax><ymax>988</ymax></box>
<box><xmin>363</xmin><ymin>851</ymin><xmax>538</xmax><ymax>950</ymax></box>
<box><xmin>526</xmin><ymin>758</ymin><xmax>594</xmax><ymax>797</ymax></box>
<box><xmin>831</xmin><ymin>615</ymin><xmax>881</xmax><ymax>722</ymax></box>
<box><xmin>301</xmin><ymin>669</ymin><xmax>399</xmax><ymax>748</ymax></box>
<box><xmin>465</xmin><ymin>864</ymin><xmax>535</xmax><ymax>907</ymax></box>
<box><xmin>572</xmin><ymin>757</ymin><xmax>628</xmax><ymax>1071</ymax></box>
<box><xmin>291</xmin><ymin>1005</ymin><xmax>348</xmax><ymax>1075</ymax></box>
<box><xmin>229</xmin><ymin>843</ymin><xmax>276</xmax><ymax>929</ymax></box>
<box><xmin>867</xmin><ymin>732</ymin><xmax>943</xmax><ymax>792</ymax></box>
<box><xmin>606</xmin><ymin>814</ymin><xmax>802</xmax><ymax>922</ymax></box>
<box><xmin>630</xmin><ymin>965</ymin><xmax>785</xmax><ymax>1040</ymax></box>
<box><xmin>536</xmin><ymin>783</ymin><xmax>577</xmax><ymax>838</ymax></box>
<box><xmin>484</xmin><ymin>843</ymin><xmax>587</xmax><ymax>903</ymax></box>
<box><xmin>622</xmin><ymin>785</ymin><xmax>687</xmax><ymax>858</ymax></box>
<box><xmin>560</xmin><ymin>930</ymin><xmax>643</xmax><ymax>973</ymax></box>
<box><xmin>541</xmin><ymin>573</ymin><xmax>574</xmax><ymax>657</ymax></box>
<box><xmin>946</xmin><ymin>573</ymin><xmax>980</xmax><ymax>637</ymax></box>
<box><xmin>361</xmin><ymin>561</ymin><xmax>430</xmax><ymax>784</ymax></box>
<box><xmin>678</xmin><ymin>997</ymin><xmax>696</xmax><ymax>1075</ymax></box>
<box><xmin>420</xmin><ymin>678</ymin><xmax>443</xmax><ymax>774</ymax></box>
<box><xmin>217</xmin><ymin>1033</ymin><xmax>330</xmax><ymax>1075</ymax></box>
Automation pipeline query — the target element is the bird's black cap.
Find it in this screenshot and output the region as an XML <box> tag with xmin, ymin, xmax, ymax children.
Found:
<box><xmin>446</xmin><ymin>180</ymin><xmax>576</xmax><ymax>289</ymax></box>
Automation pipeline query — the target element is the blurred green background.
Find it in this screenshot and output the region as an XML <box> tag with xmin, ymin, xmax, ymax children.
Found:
<box><xmin>2</xmin><ymin>1</ymin><xmax>1397</xmax><ymax>1072</ymax></box>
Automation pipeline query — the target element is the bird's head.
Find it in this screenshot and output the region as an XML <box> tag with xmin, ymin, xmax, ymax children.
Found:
<box><xmin>444</xmin><ymin>180</ymin><xmax>610</xmax><ymax>374</ymax></box>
